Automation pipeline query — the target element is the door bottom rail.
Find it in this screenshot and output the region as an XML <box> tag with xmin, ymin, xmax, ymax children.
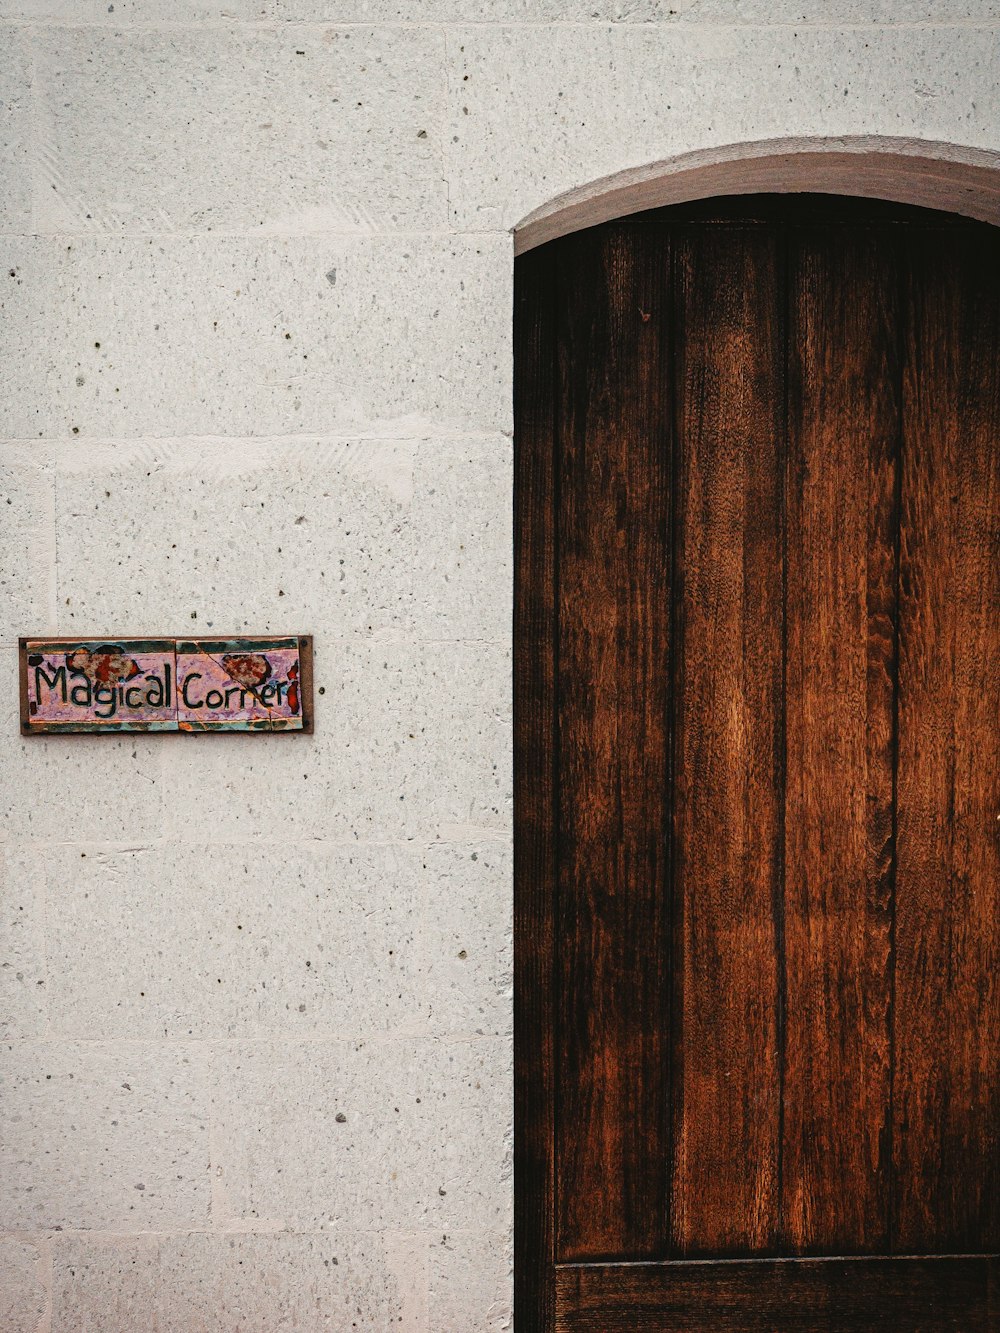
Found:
<box><xmin>554</xmin><ymin>1255</ymin><xmax>998</xmax><ymax>1331</ymax></box>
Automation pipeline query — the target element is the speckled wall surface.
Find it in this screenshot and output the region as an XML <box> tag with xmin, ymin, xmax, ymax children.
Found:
<box><xmin>1</xmin><ymin>3</ymin><xmax>998</xmax><ymax>1329</ymax></box>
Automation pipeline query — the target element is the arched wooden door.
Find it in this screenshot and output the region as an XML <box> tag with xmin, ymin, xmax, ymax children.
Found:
<box><xmin>513</xmin><ymin>197</ymin><xmax>1000</xmax><ymax>1332</ymax></box>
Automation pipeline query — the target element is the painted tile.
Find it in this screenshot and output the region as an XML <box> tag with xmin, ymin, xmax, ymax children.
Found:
<box><xmin>19</xmin><ymin>637</ymin><xmax>312</xmax><ymax>734</ymax></box>
<box><xmin>21</xmin><ymin>639</ymin><xmax>178</xmax><ymax>733</ymax></box>
<box><xmin>175</xmin><ymin>638</ymin><xmax>309</xmax><ymax>732</ymax></box>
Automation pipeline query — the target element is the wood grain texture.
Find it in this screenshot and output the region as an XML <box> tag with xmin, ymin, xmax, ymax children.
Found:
<box><xmin>669</xmin><ymin>223</ymin><xmax>784</xmax><ymax>1255</ymax></box>
<box><xmin>894</xmin><ymin>228</ymin><xmax>1000</xmax><ymax>1252</ymax></box>
<box><xmin>554</xmin><ymin>221</ymin><xmax>673</xmax><ymax>1261</ymax></box>
<box><xmin>514</xmin><ymin>243</ymin><xmax>559</xmax><ymax>1331</ymax></box>
<box><xmin>515</xmin><ymin>198</ymin><xmax>1000</xmax><ymax>1331</ymax></box>
<box><xmin>554</xmin><ymin>1257</ymin><xmax>999</xmax><ymax>1331</ymax></box>
<box><xmin>781</xmin><ymin>226</ymin><xmax>898</xmax><ymax>1253</ymax></box>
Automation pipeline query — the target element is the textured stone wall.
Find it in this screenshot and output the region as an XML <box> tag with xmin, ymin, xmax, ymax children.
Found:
<box><xmin>1</xmin><ymin>3</ymin><xmax>998</xmax><ymax>1329</ymax></box>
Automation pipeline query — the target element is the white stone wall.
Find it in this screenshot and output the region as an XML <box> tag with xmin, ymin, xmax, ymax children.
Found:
<box><xmin>1</xmin><ymin>3</ymin><xmax>997</xmax><ymax>1329</ymax></box>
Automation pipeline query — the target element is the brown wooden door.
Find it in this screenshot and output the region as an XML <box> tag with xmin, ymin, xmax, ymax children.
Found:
<box><xmin>514</xmin><ymin>197</ymin><xmax>1000</xmax><ymax>1332</ymax></box>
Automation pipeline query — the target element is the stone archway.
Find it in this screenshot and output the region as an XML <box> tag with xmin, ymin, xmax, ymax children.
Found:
<box><xmin>513</xmin><ymin>135</ymin><xmax>1000</xmax><ymax>253</ymax></box>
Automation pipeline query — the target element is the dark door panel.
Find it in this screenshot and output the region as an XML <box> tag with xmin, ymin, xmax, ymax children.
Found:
<box><xmin>514</xmin><ymin>196</ymin><xmax>1000</xmax><ymax>1330</ymax></box>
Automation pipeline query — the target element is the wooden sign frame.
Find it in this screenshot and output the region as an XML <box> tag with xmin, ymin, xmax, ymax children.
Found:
<box><xmin>19</xmin><ymin>636</ymin><xmax>313</xmax><ymax>735</ymax></box>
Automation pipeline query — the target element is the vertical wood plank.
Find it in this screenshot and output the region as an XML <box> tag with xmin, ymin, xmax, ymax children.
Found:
<box><xmin>781</xmin><ymin>224</ymin><xmax>898</xmax><ymax>1253</ymax></box>
<box><xmin>554</xmin><ymin>221</ymin><xmax>673</xmax><ymax>1261</ymax></box>
<box><xmin>670</xmin><ymin>223</ymin><xmax>785</xmax><ymax>1255</ymax></box>
<box><xmin>894</xmin><ymin>226</ymin><xmax>1000</xmax><ymax>1251</ymax></box>
<box><xmin>514</xmin><ymin>243</ymin><xmax>559</xmax><ymax>1331</ymax></box>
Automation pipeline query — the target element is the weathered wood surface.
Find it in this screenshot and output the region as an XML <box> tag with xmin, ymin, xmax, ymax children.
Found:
<box><xmin>781</xmin><ymin>225</ymin><xmax>899</xmax><ymax>1254</ymax></box>
<box><xmin>670</xmin><ymin>222</ymin><xmax>784</xmax><ymax>1255</ymax></box>
<box><xmin>514</xmin><ymin>197</ymin><xmax>1000</xmax><ymax>1331</ymax></box>
<box><xmin>514</xmin><ymin>243</ymin><xmax>559</xmax><ymax>1330</ymax></box>
<box><xmin>555</xmin><ymin>1258</ymin><xmax>999</xmax><ymax>1331</ymax></box>
<box><xmin>554</xmin><ymin>221</ymin><xmax>672</xmax><ymax>1261</ymax></box>
<box><xmin>894</xmin><ymin>229</ymin><xmax>1000</xmax><ymax>1252</ymax></box>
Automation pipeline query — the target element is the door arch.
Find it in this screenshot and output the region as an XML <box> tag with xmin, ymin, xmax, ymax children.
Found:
<box><xmin>513</xmin><ymin>137</ymin><xmax>1000</xmax><ymax>253</ymax></box>
<box><xmin>514</xmin><ymin>195</ymin><xmax>999</xmax><ymax>1331</ymax></box>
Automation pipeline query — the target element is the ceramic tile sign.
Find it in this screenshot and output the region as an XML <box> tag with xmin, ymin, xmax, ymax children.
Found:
<box><xmin>175</xmin><ymin>639</ymin><xmax>308</xmax><ymax>732</ymax></box>
<box><xmin>19</xmin><ymin>637</ymin><xmax>313</xmax><ymax>734</ymax></box>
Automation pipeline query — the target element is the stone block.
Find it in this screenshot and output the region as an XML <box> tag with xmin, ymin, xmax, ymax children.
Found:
<box><xmin>43</xmin><ymin>840</ymin><xmax>423</xmax><ymax>1039</ymax></box>
<box><xmin>51</xmin><ymin>1230</ymin><xmax>425</xmax><ymax>1333</ymax></box>
<box><xmin>212</xmin><ymin>1036</ymin><xmax>511</xmax><ymax>1232</ymax></box>
<box><xmin>419</xmin><ymin>1037</ymin><xmax>512</xmax><ymax>1232</ymax></box>
<box><xmin>0</xmin><ymin>844</ymin><xmax>48</xmax><ymax>1038</ymax></box>
<box><xmin>0</xmin><ymin>246</ymin><xmax>63</xmax><ymax>441</ymax></box>
<box><xmin>18</xmin><ymin>0</ymin><xmax>987</xmax><ymax>17</ymax></box>
<box><xmin>1</xmin><ymin>1</ymin><xmax>268</xmax><ymax>16</ymax></box>
<box><xmin>403</xmin><ymin>639</ymin><xmax>511</xmax><ymax>840</ymax></box>
<box><xmin>54</xmin><ymin>438</ymin><xmax>413</xmax><ymax>639</ymax></box>
<box><xmin>211</xmin><ymin>1038</ymin><xmax>431</xmax><ymax>1228</ymax></box>
<box><xmin>33</xmin><ymin>26</ymin><xmax>447</xmax><ymax>233</ymax></box>
<box><xmin>0</xmin><ymin>30</ymin><xmax>31</xmax><ymax>233</ymax></box>
<box><xmin>0</xmin><ymin>1236</ymin><xmax>47</xmax><ymax>1333</ymax></box>
<box><xmin>419</xmin><ymin>840</ymin><xmax>512</xmax><ymax>1038</ymax></box>
<box><xmin>0</xmin><ymin>452</ymin><xmax>54</xmax><ymax>650</ymax></box>
<box><xmin>429</xmin><ymin>1229</ymin><xmax>512</xmax><ymax>1333</ymax></box>
<box><xmin>0</xmin><ymin>235</ymin><xmax>512</xmax><ymax>439</ymax></box>
<box><xmin>51</xmin><ymin>1235</ymin><xmax>158</xmax><ymax>1333</ymax></box>
<box><xmin>0</xmin><ymin>1041</ymin><xmax>210</xmax><ymax>1229</ymax></box>
<box><xmin>411</xmin><ymin>436</ymin><xmax>513</xmax><ymax>642</ymax></box>
<box><xmin>669</xmin><ymin>2</ymin><xmax>1000</xmax><ymax>19</ymax></box>
<box><xmin>268</xmin><ymin>1</ymin><xmax>1000</xmax><ymax>17</ymax></box>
